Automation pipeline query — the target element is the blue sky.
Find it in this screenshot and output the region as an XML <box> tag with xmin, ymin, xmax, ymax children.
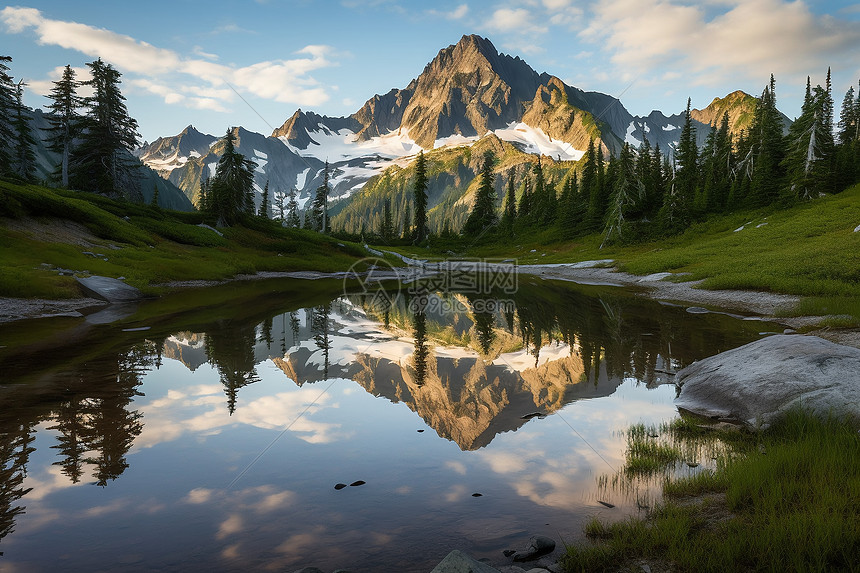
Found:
<box><xmin>3</xmin><ymin>0</ymin><xmax>860</xmax><ymax>143</ymax></box>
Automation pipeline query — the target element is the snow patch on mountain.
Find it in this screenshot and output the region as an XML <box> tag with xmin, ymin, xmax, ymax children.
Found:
<box><xmin>624</xmin><ymin>121</ymin><xmax>642</xmax><ymax>146</ymax></box>
<box><xmin>296</xmin><ymin>168</ymin><xmax>310</xmax><ymax>189</ymax></box>
<box><xmin>662</xmin><ymin>124</ymin><xmax>678</xmax><ymax>131</ymax></box>
<box><xmin>281</xmin><ymin>127</ymin><xmax>422</xmax><ymax>162</ymax></box>
<box><xmin>493</xmin><ymin>122</ymin><xmax>584</xmax><ymax>161</ymax></box>
<box><xmin>253</xmin><ymin>149</ymin><xmax>268</xmax><ymax>159</ymax></box>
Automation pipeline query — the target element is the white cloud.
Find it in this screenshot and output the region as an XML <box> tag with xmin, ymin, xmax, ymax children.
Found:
<box><xmin>449</xmin><ymin>4</ymin><xmax>469</xmax><ymax>19</ymax></box>
<box><xmin>487</xmin><ymin>8</ymin><xmax>547</xmax><ymax>34</ymax></box>
<box><xmin>1</xmin><ymin>6</ymin><xmax>337</xmax><ymax>112</ymax></box>
<box><xmin>581</xmin><ymin>0</ymin><xmax>860</xmax><ymax>88</ymax></box>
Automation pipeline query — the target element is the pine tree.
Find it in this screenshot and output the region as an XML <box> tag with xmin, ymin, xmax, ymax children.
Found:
<box><xmin>10</xmin><ymin>81</ymin><xmax>36</xmax><ymax>181</ymax></box>
<box><xmin>258</xmin><ymin>180</ymin><xmax>270</xmax><ymax>218</ymax></box>
<box><xmin>150</xmin><ymin>183</ymin><xmax>159</xmax><ymax>208</ymax></box>
<box><xmin>379</xmin><ymin>197</ymin><xmax>394</xmax><ymax>241</ymax></box>
<box><xmin>197</xmin><ymin>173</ymin><xmax>210</xmax><ymax>211</ymax></box>
<box><xmin>402</xmin><ymin>202</ymin><xmax>412</xmax><ymax>239</ymax></box>
<box><xmin>413</xmin><ymin>150</ymin><xmax>429</xmax><ymax>242</ymax></box>
<box><xmin>660</xmin><ymin>98</ymin><xmax>697</xmax><ymax>232</ymax></box>
<box><xmin>837</xmin><ymin>85</ymin><xmax>857</xmax><ymax>146</ymax></box>
<box><xmin>0</xmin><ymin>56</ymin><xmax>15</xmax><ymax>174</ymax></box>
<box><xmin>45</xmin><ymin>64</ymin><xmax>83</xmax><ymax>188</ymax></box>
<box><xmin>70</xmin><ymin>59</ymin><xmax>141</xmax><ymax>198</ymax></box>
<box><xmin>209</xmin><ymin>127</ymin><xmax>256</xmax><ymax>226</ymax></box>
<box><xmin>502</xmin><ymin>172</ymin><xmax>517</xmax><ymax>228</ymax></box>
<box><xmin>835</xmin><ymin>82</ymin><xmax>860</xmax><ymax>189</ymax></box>
<box><xmin>602</xmin><ymin>143</ymin><xmax>643</xmax><ymax>246</ymax></box>
<box><xmin>586</xmin><ymin>141</ymin><xmax>609</xmax><ymax>231</ymax></box>
<box><xmin>286</xmin><ymin>188</ymin><xmax>301</xmax><ymax>227</ymax></box>
<box><xmin>560</xmin><ymin>171</ymin><xmax>586</xmax><ymax>238</ymax></box>
<box><xmin>699</xmin><ymin>112</ymin><xmax>732</xmax><ymax>213</ymax></box>
<box><xmin>784</xmin><ymin>75</ymin><xmax>836</xmax><ymax>199</ymax></box>
<box><xmin>748</xmin><ymin>75</ymin><xmax>786</xmax><ymax>206</ymax></box>
<box><xmin>517</xmin><ymin>174</ymin><xmax>532</xmax><ymax>220</ymax></box>
<box><xmin>462</xmin><ymin>151</ymin><xmax>498</xmax><ymax>237</ymax></box>
<box><xmin>311</xmin><ymin>161</ymin><xmax>331</xmax><ymax>232</ymax></box>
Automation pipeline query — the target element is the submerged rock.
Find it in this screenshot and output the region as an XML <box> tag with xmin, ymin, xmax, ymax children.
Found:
<box><xmin>512</xmin><ymin>536</ymin><xmax>556</xmax><ymax>562</ymax></box>
<box><xmin>430</xmin><ymin>550</ymin><xmax>502</xmax><ymax>572</ymax></box>
<box><xmin>675</xmin><ymin>335</ymin><xmax>860</xmax><ymax>428</ymax></box>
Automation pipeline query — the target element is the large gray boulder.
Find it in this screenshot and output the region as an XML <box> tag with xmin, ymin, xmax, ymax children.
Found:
<box><xmin>76</xmin><ymin>276</ymin><xmax>144</xmax><ymax>303</ymax></box>
<box><xmin>430</xmin><ymin>550</ymin><xmax>501</xmax><ymax>573</ymax></box>
<box><xmin>675</xmin><ymin>335</ymin><xmax>860</xmax><ymax>429</ymax></box>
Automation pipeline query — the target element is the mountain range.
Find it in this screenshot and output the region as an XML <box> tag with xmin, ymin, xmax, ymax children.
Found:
<box><xmin>136</xmin><ymin>34</ymin><xmax>789</xmax><ymax>225</ymax></box>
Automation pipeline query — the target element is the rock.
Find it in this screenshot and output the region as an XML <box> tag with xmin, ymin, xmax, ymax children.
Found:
<box><xmin>854</xmin><ymin>224</ymin><xmax>860</xmax><ymax>233</ymax></box>
<box><xmin>334</xmin><ymin>483</ymin><xmax>347</xmax><ymax>490</ymax></box>
<box><xmin>520</xmin><ymin>412</ymin><xmax>544</xmax><ymax>420</ymax></box>
<box><xmin>471</xmin><ymin>492</ymin><xmax>483</xmax><ymax>497</ymax></box>
<box><xmin>597</xmin><ymin>500</ymin><xmax>615</xmax><ymax>508</ymax></box>
<box><xmin>76</xmin><ymin>276</ymin><xmax>144</xmax><ymax>303</ymax></box>
<box><xmin>503</xmin><ymin>550</ymin><xmax>516</xmax><ymax>557</ymax></box>
<box><xmin>430</xmin><ymin>549</ymin><xmax>502</xmax><ymax>573</ymax></box>
<box><xmin>675</xmin><ymin>335</ymin><xmax>860</xmax><ymax>428</ymax></box>
<box><xmin>686</xmin><ymin>306</ymin><xmax>709</xmax><ymax>314</ymax></box>
<box><xmin>512</xmin><ymin>536</ymin><xmax>556</xmax><ymax>562</ymax></box>
<box><xmin>291</xmin><ymin>568</ymin><xmax>325</xmax><ymax>573</ymax></box>
<box><xmin>84</xmin><ymin>303</ymin><xmax>138</xmax><ymax>325</ymax></box>
<box><xmin>349</xmin><ymin>480</ymin><xmax>365</xmax><ymax>487</ymax></box>
<box><xmin>418</xmin><ymin>429</ymin><xmax>425</xmax><ymax>432</ymax></box>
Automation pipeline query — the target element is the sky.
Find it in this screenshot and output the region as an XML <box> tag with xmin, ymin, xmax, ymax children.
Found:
<box><xmin>2</xmin><ymin>0</ymin><xmax>860</xmax><ymax>143</ymax></box>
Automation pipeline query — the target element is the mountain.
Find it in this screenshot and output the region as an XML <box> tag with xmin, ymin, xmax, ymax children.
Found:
<box><xmin>138</xmin><ymin>34</ymin><xmax>779</xmax><ymax>220</ymax></box>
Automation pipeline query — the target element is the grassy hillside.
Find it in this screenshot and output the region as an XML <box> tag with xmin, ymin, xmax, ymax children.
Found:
<box><xmin>386</xmin><ymin>183</ymin><xmax>860</xmax><ymax>321</ymax></box>
<box><xmin>0</xmin><ymin>181</ymin><xmax>367</xmax><ymax>299</ymax></box>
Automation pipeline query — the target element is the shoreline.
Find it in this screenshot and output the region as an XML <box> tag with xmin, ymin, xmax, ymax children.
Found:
<box><xmin>2</xmin><ymin>264</ymin><xmax>859</xmax><ymax>349</ymax></box>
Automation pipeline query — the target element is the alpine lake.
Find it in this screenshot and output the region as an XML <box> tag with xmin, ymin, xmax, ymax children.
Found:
<box><xmin>0</xmin><ymin>270</ymin><xmax>784</xmax><ymax>572</ymax></box>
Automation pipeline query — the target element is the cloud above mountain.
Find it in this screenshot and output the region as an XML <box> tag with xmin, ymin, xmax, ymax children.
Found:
<box><xmin>0</xmin><ymin>6</ymin><xmax>337</xmax><ymax>112</ymax></box>
<box><xmin>582</xmin><ymin>0</ymin><xmax>860</xmax><ymax>86</ymax></box>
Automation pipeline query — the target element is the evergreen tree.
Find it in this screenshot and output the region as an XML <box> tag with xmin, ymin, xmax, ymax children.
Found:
<box><xmin>286</xmin><ymin>188</ymin><xmax>301</xmax><ymax>227</ymax></box>
<box><xmin>531</xmin><ymin>157</ymin><xmax>556</xmax><ymax>224</ymax></box>
<box><xmin>209</xmin><ymin>127</ymin><xmax>256</xmax><ymax>226</ymax></box>
<box><xmin>585</xmin><ymin>140</ymin><xmax>609</xmax><ymax>231</ymax></box>
<box><xmin>699</xmin><ymin>112</ymin><xmax>732</xmax><ymax>213</ymax></box>
<box><xmin>71</xmin><ymin>59</ymin><xmax>141</xmax><ymax>198</ymax></box>
<box><xmin>560</xmin><ymin>171</ymin><xmax>586</xmax><ymax>238</ymax></box>
<box><xmin>413</xmin><ymin>150</ymin><xmax>429</xmax><ymax>242</ymax></box>
<box><xmin>462</xmin><ymin>151</ymin><xmax>498</xmax><ymax>237</ymax></box>
<box><xmin>197</xmin><ymin>173</ymin><xmax>209</xmax><ymax>211</ymax></box>
<box><xmin>659</xmin><ymin>98</ymin><xmax>697</xmax><ymax>232</ymax></box>
<box><xmin>602</xmin><ymin>142</ymin><xmax>643</xmax><ymax>246</ymax></box>
<box><xmin>402</xmin><ymin>202</ymin><xmax>412</xmax><ymax>239</ymax></box>
<box><xmin>837</xmin><ymin>85</ymin><xmax>858</xmax><ymax>146</ymax></box>
<box><xmin>748</xmin><ymin>75</ymin><xmax>786</xmax><ymax>206</ymax></box>
<box><xmin>379</xmin><ymin>197</ymin><xmax>394</xmax><ymax>241</ymax></box>
<box><xmin>502</xmin><ymin>171</ymin><xmax>517</xmax><ymax>228</ymax></box>
<box><xmin>258</xmin><ymin>180</ymin><xmax>270</xmax><ymax>218</ymax></box>
<box><xmin>45</xmin><ymin>64</ymin><xmax>83</xmax><ymax>188</ymax></box>
<box><xmin>10</xmin><ymin>81</ymin><xmax>36</xmax><ymax>181</ymax></box>
<box><xmin>834</xmin><ymin>82</ymin><xmax>860</xmax><ymax>189</ymax></box>
<box><xmin>150</xmin><ymin>183</ymin><xmax>160</xmax><ymax>208</ymax></box>
<box><xmin>311</xmin><ymin>161</ymin><xmax>331</xmax><ymax>232</ymax></box>
<box><xmin>0</xmin><ymin>56</ymin><xmax>15</xmax><ymax>174</ymax></box>
<box><xmin>517</xmin><ymin>174</ymin><xmax>532</xmax><ymax>220</ymax></box>
<box><xmin>784</xmin><ymin>75</ymin><xmax>836</xmax><ymax>199</ymax></box>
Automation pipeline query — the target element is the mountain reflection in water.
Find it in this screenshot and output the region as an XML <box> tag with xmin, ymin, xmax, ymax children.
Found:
<box><xmin>0</xmin><ymin>277</ymin><xmax>775</xmax><ymax>571</ymax></box>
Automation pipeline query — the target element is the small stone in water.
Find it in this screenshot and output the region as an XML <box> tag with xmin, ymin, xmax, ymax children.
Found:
<box><xmin>687</xmin><ymin>462</ymin><xmax>699</xmax><ymax>468</ymax></box>
<box><xmin>503</xmin><ymin>549</ymin><xmax>516</xmax><ymax>557</ymax></box>
<box><xmin>471</xmin><ymin>492</ymin><xmax>483</xmax><ymax>497</ymax></box>
<box><xmin>334</xmin><ymin>483</ymin><xmax>347</xmax><ymax>490</ymax></box>
<box><xmin>520</xmin><ymin>412</ymin><xmax>544</xmax><ymax>420</ymax></box>
<box><xmin>598</xmin><ymin>500</ymin><xmax>615</xmax><ymax>508</ymax></box>
<box><xmin>417</xmin><ymin>429</ymin><xmax>425</xmax><ymax>433</ymax></box>
<box><xmin>349</xmin><ymin>480</ymin><xmax>366</xmax><ymax>487</ymax></box>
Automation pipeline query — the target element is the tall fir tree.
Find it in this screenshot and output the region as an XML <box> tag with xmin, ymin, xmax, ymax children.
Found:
<box><xmin>462</xmin><ymin>151</ymin><xmax>498</xmax><ymax>237</ymax></box>
<box><xmin>286</xmin><ymin>188</ymin><xmax>301</xmax><ymax>227</ymax></box>
<box><xmin>258</xmin><ymin>180</ymin><xmax>270</xmax><ymax>218</ymax></box>
<box><xmin>748</xmin><ymin>75</ymin><xmax>786</xmax><ymax>206</ymax></box>
<box><xmin>699</xmin><ymin>112</ymin><xmax>732</xmax><ymax>213</ymax></box>
<box><xmin>150</xmin><ymin>183</ymin><xmax>159</xmax><ymax>208</ymax></box>
<box><xmin>311</xmin><ymin>161</ymin><xmax>330</xmax><ymax>232</ymax></box>
<box><xmin>197</xmin><ymin>173</ymin><xmax>210</xmax><ymax>212</ymax></box>
<box><xmin>0</xmin><ymin>56</ymin><xmax>15</xmax><ymax>174</ymax></box>
<box><xmin>602</xmin><ymin>142</ymin><xmax>643</xmax><ymax>246</ymax></box>
<box><xmin>412</xmin><ymin>149</ymin><xmax>429</xmax><ymax>242</ymax></box>
<box><xmin>834</xmin><ymin>82</ymin><xmax>860</xmax><ymax>189</ymax></box>
<box><xmin>784</xmin><ymin>75</ymin><xmax>836</xmax><ymax>199</ymax></box>
<box><xmin>659</xmin><ymin>98</ymin><xmax>697</xmax><ymax>232</ymax></box>
<box><xmin>379</xmin><ymin>197</ymin><xmax>394</xmax><ymax>241</ymax></box>
<box><xmin>517</xmin><ymin>174</ymin><xmax>532</xmax><ymax>220</ymax></box>
<box><xmin>209</xmin><ymin>127</ymin><xmax>256</xmax><ymax>226</ymax></box>
<box><xmin>10</xmin><ymin>81</ymin><xmax>36</xmax><ymax>181</ymax></box>
<box><xmin>45</xmin><ymin>64</ymin><xmax>83</xmax><ymax>188</ymax></box>
<box><xmin>70</xmin><ymin>59</ymin><xmax>141</xmax><ymax>198</ymax></box>
<box><xmin>502</xmin><ymin>171</ymin><xmax>517</xmax><ymax>228</ymax></box>
<box><xmin>402</xmin><ymin>202</ymin><xmax>412</xmax><ymax>239</ymax></box>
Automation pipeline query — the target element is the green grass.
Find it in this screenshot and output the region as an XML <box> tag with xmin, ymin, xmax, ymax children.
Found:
<box><xmin>564</xmin><ymin>411</ymin><xmax>860</xmax><ymax>572</ymax></box>
<box><xmin>0</xmin><ymin>180</ymin><xmax>368</xmax><ymax>299</ymax></box>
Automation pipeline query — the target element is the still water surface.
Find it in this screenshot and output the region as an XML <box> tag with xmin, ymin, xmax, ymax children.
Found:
<box><xmin>0</xmin><ymin>276</ymin><xmax>779</xmax><ymax>571</ymax></box>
